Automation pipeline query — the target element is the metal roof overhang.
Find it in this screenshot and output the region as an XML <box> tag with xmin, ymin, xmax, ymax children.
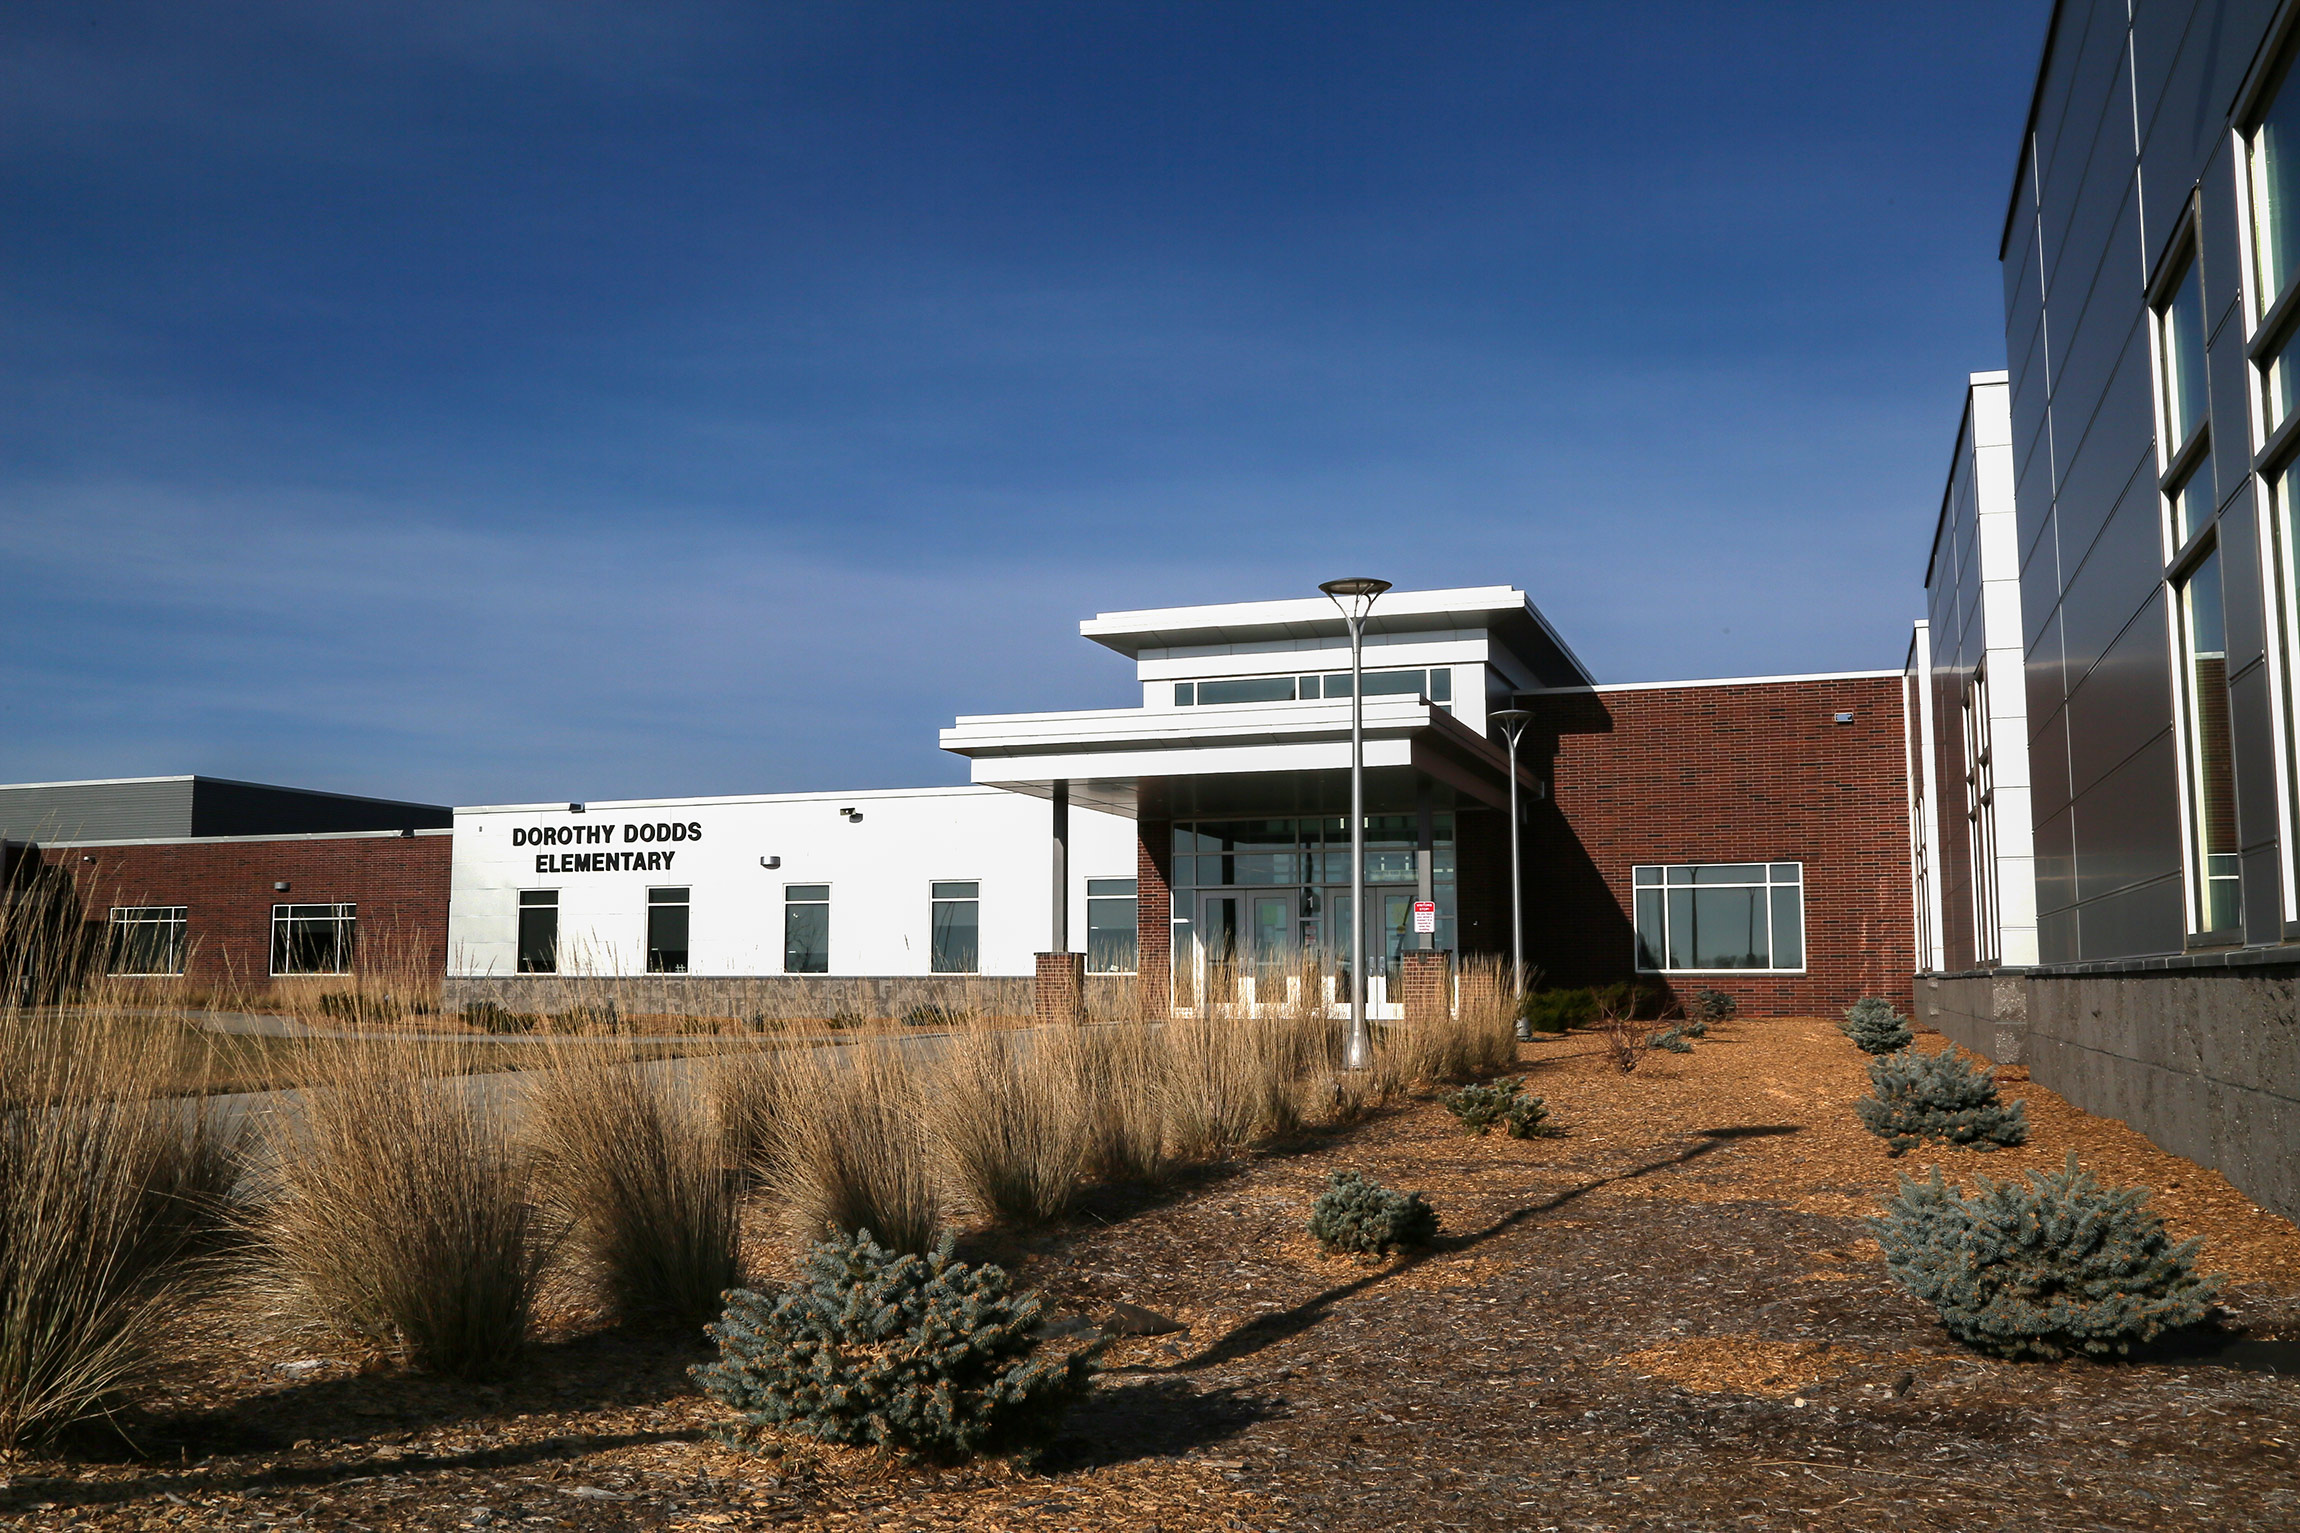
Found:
<box><xmin>938</xmin><ymin>697</ymin><xmax>1536</xmax><ymax>819</ymax></box>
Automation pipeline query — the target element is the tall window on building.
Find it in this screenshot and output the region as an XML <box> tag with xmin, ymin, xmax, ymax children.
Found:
<box><xmin>1963</xmin><ymin>667</ymin><xmax>2001</xmax><ymax>966</ymax></box>
<box><xmin>2176</xmin><ymin>550</ymin><xmax>2242</xmax><ymax>935</ymax></box>
<box><xmin>1086</xmin><ymin>878</ymin><xmax>1138</xmax><ymax>973</ymax></box>
<box><xmin>930</xmin><ymin>881</ymin><xmax>980</xmax><ymax>974</ymax></box>
<box><xmin>647</xmin><ymin>887</ymin><xmax>690</xmax><ymax>973</ymax></box>
<box><xmin>517</xmin><ymin>890</ymin><xmax>559</xmax><ymax>974</ymax></box>
<box><xmin>107</xmin><ymin>906</ymin><xmax>186</xmax><ymax>975</ymax></box>
<box><xmin>2250</xmin><ymin>56</ymin><xmax>2300</xmax><ymax>928</ymax></box>
<box><xmin>2250</xmin><ymin>52</ymin><xmax>2300</xmax><ymax>430</ymax></box>
<box><xmin>784</xmin><ymin>884</ymin><xmax>829</xmax><ymax>974</ymax></box>
<box><xmin>1632</xmin><ymin>865</ymin><xmax>1804</xmax><ymax>972</ymax></box>
<box><xmin>271</xmin><ymin>903</ymin><xmax>354</xmax><ymax>975</ymax></box>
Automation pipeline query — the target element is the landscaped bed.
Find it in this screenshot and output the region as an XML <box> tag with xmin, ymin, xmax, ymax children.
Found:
<box><xmin>4</xmin><ymin>1014</ymin><xmax>2295</xmax><ymax>1531</ymax></box>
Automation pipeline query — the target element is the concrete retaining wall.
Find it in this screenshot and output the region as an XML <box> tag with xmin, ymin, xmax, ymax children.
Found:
<box><xmin>2025</xmin><ymin>967</ymin><xmax>2298</xmax><ymax>1225</ymax></box>
<box><xmin>443</xmin><ymin>972</ymin><xmax>1143</xmax><ymax>1022</ymax></box>
<box><xmin>1914</xmin><ymin>970</ymin><xmax>2029</xmax><ymax>1064</ymax></box>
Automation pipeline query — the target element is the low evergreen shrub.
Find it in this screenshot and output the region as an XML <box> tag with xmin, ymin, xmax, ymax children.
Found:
<box><xmin>1687</xmin><ymin>988</ymin><xmax>1737</xmax><ymax>1032</ymax></box>
<box><xmin>1646</xmin><ymin>1026</ymin><xmax>1693</xmax><ymax>1054</ymax></box>
<box><xmin>460</xmin><ymin>999</ymin><xmax>539</xmax><ymax>1035</ymax></box>
<box><xmin>1854</xmin><ymin>1047</ymin><xmax>2029</xmax><ymax>1156</ymax></box>
<box><xmin>1307</xmin><ymin>1170</ymin><xmax>1439</xmax><ymax>1256</ymax></box>
<box><xmin>1838</xmin><ymin>996</ymin><xmax>1913</xmax><ymax>1055</ymax></box>
<box><xmin>1871</xmin><ymin>1155</ymin><xmax>2220</xmax><ymax>1360</ymax></box>
<box><xmin>902</xmin><ymin>1002</ymin><xmax>969</xmax><ymax>1029</ymax></box>
<box><xmin>1518</xmin><ymin>987</ymin><xmax>1596</xmax><ymax>1035</ymax></box>
<box><xmin>692</xmin><ymin>1229</ymin><xmax>1093</xmax><ymax>1462</ymax></box>
<box><xmin>1438</xmin><ymin>1077</ymin><xmax>1556</xmax><ymax>1138</ymax></box>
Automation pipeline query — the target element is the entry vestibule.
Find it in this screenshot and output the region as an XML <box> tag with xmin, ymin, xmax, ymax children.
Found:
<box><xmin>1169</xmin><ymin>813</ymin><xmax>1456</xmax><ymax>1016</ymax></box>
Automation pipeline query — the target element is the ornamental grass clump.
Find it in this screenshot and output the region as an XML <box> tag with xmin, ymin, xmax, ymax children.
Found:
<box><xmin>1307</xmin><ymin>1170</ymin><xmax>1439</xmax><ymax>1257</ymax></box>
<box><xmin>1438</xmin><ymin>1077</ymin><xmax>1555</xmax><ymax>1139</ymax></box>
<box><xmin>255</xmin><ymin>1038</ymin><xmax>544</xmax><ymax>1380</ymax></box>
<box><xmin>1854</xmin><ymin>1046</ymin><xmax>2029</xmax><ymax>1156</ymax></box>
<box><xmin>1870</xmin><ymin>1154</ymin><xmax>2220</xmax><ymax>1360</ymax></box>
<box><xmin>0</xmin><ymin>1004</ymin><xmax>241</xmax><ymax>1452</ymax></box>
<box><xmin>692</xmin><ymin>1228</ymin><xmax>1094</xmax><ymax>1463</ymax></box>
<box><xmin>525</xmin><ymin>1048</ymin><xmax>739</xmax><ymax>1328</ymax></box>
<box><xmin>1838</xmin><ymin>996</ymin><xmax>1914</xmax><ymax>1055</ymax></box>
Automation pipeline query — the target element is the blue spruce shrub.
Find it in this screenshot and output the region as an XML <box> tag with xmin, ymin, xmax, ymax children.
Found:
<box><xmin>1838</xmin><ymin>997</ymin><xmax>1913</xmax><ymax>1055</ymax></box>
<box><xmin>691</xmin><ymin>1229</ymin><xmax>1093</xmax><ymax>1462</ymax></box>
<box><xmin>1307</xmin><ymin>1170</ymin><xmax>1439</xmax><ymax>1256</ymax></box>
<box><xmin>1871</xmin><ymin>1154</ymin><xmax>2220</xmax><ymax>1360</ymax></box>
<box><xmin>1685</xmin><ymin>988</ymin><xmax>1737</xmax><ymax>1036</ymax></box>
<box><xmin>1439</xmin><ymin>1077</ymin><xmax>1556</xmax><ymax>1139</ymax></box>
<box><xmin>1646</xmin><ymin>1026</ymin><xmax>1693</xmax><ymax>1054</ymax></box>
<box><xmin>1854</xmin><ymin>1047</ymin><xmax>2029</xmax><ymax>1156</ymax></box>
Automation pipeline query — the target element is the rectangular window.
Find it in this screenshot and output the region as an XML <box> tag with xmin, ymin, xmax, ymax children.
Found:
<box><xmin>517</xmin><ymin>889</ymin><xmax>559</xmax><ymax>974</ymax></box>
<box><xmin>271</xmin><ymin>903</ymin><xmax>355</xmax><ymax>976</ymax></box>
<box><xmin>2176</xmin><ymin>549</ymin><xmax>2242</xmax><ymax>934</ymax></box>
<box><xmin>1632</xmin><ymin>864</ymin><xmax>1804</xmax><ymax>973</ymax></box>
<box><xmin>106</xmin><ymin>906</ymin><xmax>186</xmax><ymax>976</ymax></box>
<box><xmin>2251</xmin><ymin>55</ymin><xmax>2300</xmax><ymax>317</ymax></box>
<box><xmin>2169</xmin><ymin>461</ymin><xmax>2212</xmax><ymax>551</ymax></box>
<box><xmin>1086</xmin><ymin>877</ymin><xmax>1138</xmax><ymax>973</ymax></box>
<box><xmin>784</xmin><ymin>884</ymin><xmax>829</xmax><ymax>974</ymax></box>
<box><xmin>1171</xmin><ymin>668</ymin><xmax>1452</xmax><ymax>707</ymax></box>
<box><xmin>2158</xmin><ymin>253</ymin><xmax>2210</xmax><ymax>450</ymax></box>
<box><xmin>647</xmin><ymin>886</ymin><xmax>691</xmax><ymax>974</ymax></box>
<box><xmin>1963</xmin><ymin>670</ymin><xmax>2001</xmax><ymax>966</ymax></box>
<box><xmin>930</xmin><ymin>880</ymin><xmax>979</xmax><ymax>974</ymax></box>
<box><xmin>1192</xmin><ymin>676</ymin><xmax>1297</xmax><ymax>705</ymax></box>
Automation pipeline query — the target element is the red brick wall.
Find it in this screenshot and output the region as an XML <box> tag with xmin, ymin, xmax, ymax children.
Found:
<box><xmin>1514</xmin><ymin>675</ymin><xmax>1912</xmax><ymax>1016</ymax></box>
<box><xmin>40</xmin><ymin>833</ymin><xmax>452</xmax><ymax>990</ymax></box>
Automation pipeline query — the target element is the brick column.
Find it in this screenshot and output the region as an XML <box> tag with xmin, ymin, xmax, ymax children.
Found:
<box><xmin>1401</xmin><ymin>949</ymin><xmax>1451</xmax><ymax>1024</ymax></box>
<box><xmin>1035</xmin><ymin>951</ymin><xmax>1085</xmax><ymax>1027</ymax></box>
<box><xmin>1136</xmin><ymin>820</ymin><xmax>1172</xmax><ymax>1020</ymax></box>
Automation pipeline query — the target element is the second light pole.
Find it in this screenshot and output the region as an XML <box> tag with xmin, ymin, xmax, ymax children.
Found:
<box><xmin>1490</xmin><ymin>707</ymin><xmax>1532</xmax><ymax>1040</ymax></box>
<box><xmin>1320</xmin><ymin>576</ymin><xmax>1390</xmax><ymax>1071</ymax></box>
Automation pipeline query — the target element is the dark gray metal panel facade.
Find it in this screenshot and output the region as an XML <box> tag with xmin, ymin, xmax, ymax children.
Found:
<box><xmin>2005</xmin><ymin>0</ymin><xmax>2289</xmax><ymax>961</ymax></box>
<box><xmin>186</xmin><ymin>779</ymin><xmax>450</xmax><ymax>836</ymax></box>
<box><xmin>0</xmin><ymin>779</ymin><xmax>195</xmax><ymax>842</ymax></box>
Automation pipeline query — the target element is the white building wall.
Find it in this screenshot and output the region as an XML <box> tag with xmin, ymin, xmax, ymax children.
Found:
<box><xmin>1970</xmin><ymin>372</ymin><xmax>2039</xmax><ymax>969</ymax></box>
<box><xmin>448</xmin><ymin>785</ymin><xmax>1134</xmax><ymax>979</ymax></box>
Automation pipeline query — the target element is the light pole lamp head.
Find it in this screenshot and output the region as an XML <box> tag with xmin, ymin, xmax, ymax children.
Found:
<box><xmin>1319</xmin><ymin>576</ymin><xmax>1392</xmax><ymax>622</ymax></box>
<box><xmin>1490</xmin><ymin>706</ymin><xmax>1532</xmax><ymax>743</ymax></box>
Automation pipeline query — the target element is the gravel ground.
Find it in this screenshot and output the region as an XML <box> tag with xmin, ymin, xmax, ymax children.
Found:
<box><xmin>4</xmin><ymin>1016</ymin><xmax>2294</xmax><ymax>1532</ymax></box>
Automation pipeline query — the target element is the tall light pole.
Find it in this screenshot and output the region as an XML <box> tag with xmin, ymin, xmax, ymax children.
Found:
<box><xmin>1490</xmin><ymin>707</ymin><xmax>1532</xmax><ymax>1041</ymax></box>
<box><xmin>1320</xmin><ymin>576</ymin><xmax>1390</xmax><ymax>1071</ymax></box>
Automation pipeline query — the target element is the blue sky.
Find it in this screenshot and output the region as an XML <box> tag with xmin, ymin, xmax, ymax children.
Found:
<box><xmin>2</xmin><ymin>1</ymin><xmax>2048</xmax><ymax>805</ymax></box>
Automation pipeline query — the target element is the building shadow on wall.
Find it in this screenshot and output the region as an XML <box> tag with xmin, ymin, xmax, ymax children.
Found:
<box><xmin>1517</xmin><ymin>693</ymin><xmax>1665</xmax><ymax>1003</ymax></box>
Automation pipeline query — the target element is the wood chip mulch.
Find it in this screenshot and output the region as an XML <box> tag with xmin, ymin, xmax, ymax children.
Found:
<box><xmin>5</xmin><ymin>1017</ymin><xmax>2296</xmax><ymax>1531</ymax></box>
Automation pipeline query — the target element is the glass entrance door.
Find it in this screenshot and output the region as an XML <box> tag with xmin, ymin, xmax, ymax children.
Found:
<box><xmin>1195</xmin><ymin>889</ymin><xmax>1300</xmax><ymax>1009</ymax></box>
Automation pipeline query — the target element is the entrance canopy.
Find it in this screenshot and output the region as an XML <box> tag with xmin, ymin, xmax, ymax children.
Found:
<box><xmin>938</xmin><ymin>694</ymin><xmax>1539</xmax><ymax>818</ymax></box>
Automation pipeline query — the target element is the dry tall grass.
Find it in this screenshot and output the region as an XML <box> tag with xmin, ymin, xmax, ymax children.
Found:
<box><xmin>524</xmin><ymin>1048</ymin><xmax>738</xmax><ymax>1326</ymax></box>
<box><xmin>1049</xmin><ymin>1022</ymin><xmax>1171</xmax><ymax>1185</ymax></box>
<box><xmin>769</xmin><ymin>1034</ymin><xmax>943</xmax><ymax>1254</ymax></box>
<box><xmin>930</xmin><ymin>1021</ymin><xmax>1092</xmax><ymax>1224</ymax></box>
<box><xmin>0</xmin><ymin>1003</ymin><xmax>239</xmax><ymax>1452</ymax></box>
<box><xmin>253</xmin><ymin>1040</ymin><xmax>542</xmax><ymax>1379</ymax></box>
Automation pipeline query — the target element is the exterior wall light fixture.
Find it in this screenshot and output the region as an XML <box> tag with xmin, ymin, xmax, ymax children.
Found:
<box><xmin>1834</xmin><ymin>712</ymin><xmax>1854</xmax><ymax>725</ymax></box>
<box><xmin>569</xmin><ymin>802</ymin><xmax>586</xmax><ymax>813</ymax></box>
<box><xmin>273</xmin><ymin>880</ymin><xmax>290</xmax><ymax>892</ymax></box>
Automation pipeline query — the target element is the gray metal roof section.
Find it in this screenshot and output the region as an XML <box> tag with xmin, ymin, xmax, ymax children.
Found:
<box><xmin>0</xmin><ymin>776</ymin><xmax>451</xmax><ymax>843</ymax></box>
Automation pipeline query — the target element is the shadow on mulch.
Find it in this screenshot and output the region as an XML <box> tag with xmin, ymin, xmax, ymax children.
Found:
<box><xmin>1111</xmin><ymin>1122</ymin><xmax>1805</xmax><ymax>1376</ymax></box>
<box><xmin>44</xmin><ymin>1325</ymin><xmax>714</xmax><ymax>1466</ymax></box>
<box><xmin>2121</xmin><ymin>1329</ymin><xmax>2300</xmax><ymax>1374</ymax></box>
<box><xmin>1043</xmin><ymin>1378</ymin><xmax>1280</xmax><ymax>1472</ymax></box>
<box><xmin>0</xmin><ymin>1429</ymin><xmax>703</xmax><ymax>1519</ymax></box>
